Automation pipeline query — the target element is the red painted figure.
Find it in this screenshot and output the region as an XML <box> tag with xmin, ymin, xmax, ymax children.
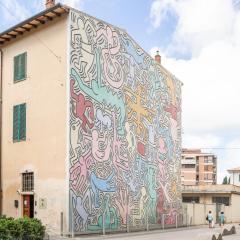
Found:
<box><xmin>70</xmin><ymin>79</ymin><xmax>94</xmax><ymax>132</ymax></box>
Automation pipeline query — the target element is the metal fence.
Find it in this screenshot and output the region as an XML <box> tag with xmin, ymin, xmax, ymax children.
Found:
<box><xmin>58</xmin><ymin>207</ymin><xmax>190</xmax><ymax>238</ymax></box>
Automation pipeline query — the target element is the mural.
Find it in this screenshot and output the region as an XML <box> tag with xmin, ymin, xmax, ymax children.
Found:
<box><xmin>69</xmin><ymin>9</ymin><xmax>182</xmax><ymax>233</ymax></box>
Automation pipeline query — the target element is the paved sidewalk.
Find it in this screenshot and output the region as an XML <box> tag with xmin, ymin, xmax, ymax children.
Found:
<box><xmin>49</xmin><ymin>224</ymin><xmax>240</xmax><ymax>240</ymax></box>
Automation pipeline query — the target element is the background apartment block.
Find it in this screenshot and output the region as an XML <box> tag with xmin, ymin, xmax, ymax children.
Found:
<box><xmin>181</xmin><ymin>149</ymin><xmax>217</xmax><ymax>186</ymax></box>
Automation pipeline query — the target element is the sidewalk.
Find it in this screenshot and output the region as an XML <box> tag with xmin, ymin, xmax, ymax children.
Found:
<box><xmin>49</xmin><ymin>224</ymin><xmax>240</xmax><ymax>240</ymax></box>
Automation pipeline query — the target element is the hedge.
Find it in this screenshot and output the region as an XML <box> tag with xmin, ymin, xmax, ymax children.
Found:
<box><xmin>0</xmin><ymin>216</ymin><xmax>45</xmax><ymax>240</ymax></box>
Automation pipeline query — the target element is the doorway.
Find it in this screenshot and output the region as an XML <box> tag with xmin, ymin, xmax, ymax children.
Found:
<box><xmin>22</xmin><ymin>195</ymin><xmax>34</xmax><ymax>218</ymax></box>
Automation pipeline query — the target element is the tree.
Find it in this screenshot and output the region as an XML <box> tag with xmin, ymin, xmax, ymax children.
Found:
<box><xmin>222</xmin><ymin>176</ymin><xmax>228</xmax><ymax>184</ymax></box>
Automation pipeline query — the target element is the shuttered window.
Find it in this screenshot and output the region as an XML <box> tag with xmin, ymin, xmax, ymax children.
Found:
<box><xmin>14</xmin><ymin>52</ymin><xmax>27</xmax><ymax>82</ymax></box>
<box><xmin>13</xmin><ymin>103</ymin><xmax>26</xmax><ymax>142</ymax></box>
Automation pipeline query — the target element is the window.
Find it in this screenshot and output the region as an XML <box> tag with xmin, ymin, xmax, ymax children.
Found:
<box><xmin>182</xmin><ymin>196</ymin><xmax>199</xmax><ymax>203</ymax></box>
<box><xmin>22</xmin><ymin>172</ymin><xmax>34</xmax><ymax>192</ymax></box>
<box><xmin>14</xmin><ymin>52</ymin><xmax>27</xmax><ymax>82</ymax></box>
<box><xmin>204</xmin><ymin>173</ymin><xmax>213</xmax><ymax>180</ymax></box>
<box><xmin>13</xmin><ymin>103</ymin><xmax>26</xmax><ymax>142</ymax></box>
<box><xmin>212</xmin><ymin>197</ymin><xmax>230</xmax><ymax>206</ymax></box>
<box><xmin>182</xmin><ymin>164</ymin><xmax>195</xmax><ymax>168</ymax></box>
<box><xmin>204</xmin><ymin>165</ymin><xmax>212</xmax><ymax>171</ymax></box>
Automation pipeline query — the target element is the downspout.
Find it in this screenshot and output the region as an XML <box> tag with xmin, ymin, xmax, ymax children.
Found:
<box><xmin>0</xmin><ymin>49</ymin><xmax>3</xmax><ymax>215</ymax></box>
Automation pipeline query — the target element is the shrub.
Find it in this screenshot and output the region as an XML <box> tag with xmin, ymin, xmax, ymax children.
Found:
<box><xmin>0</xmin><ymin>216</ymin><xmax>45</xmax><ymax>240</ymax></box>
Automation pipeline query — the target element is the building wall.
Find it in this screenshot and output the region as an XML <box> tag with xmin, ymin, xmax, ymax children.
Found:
<box><xmin>69</xmin><ymin>9</ymin><xmax>182</xmax><ymax>233</ymax></box>
<box><xmin>1</xmin><ymin>16</ymin><xmax>68</xmax><ymax>233</ymax></box>
<box><xmin>230</xmin><ymin>194</ymin><xmax>240</xmax><ymax>222</ymax></box>
<box><xmin>183</xmin><ymin>198</ymin><xmax>240</xmax><ymax>225</ymax></box>
<box><xmin>182</xmin><ymin>193</ymin><xmax>231</xmax><ymax>205</ymax></box>
<box><xmin>181</xmin><ymin>169</ymin><xmax>197</xmax><ymax>185</ymax></box>
<box><xmin>230</xmin><ymin>172</ymin><xmax>240</xmax><ymax>186</ymax></box>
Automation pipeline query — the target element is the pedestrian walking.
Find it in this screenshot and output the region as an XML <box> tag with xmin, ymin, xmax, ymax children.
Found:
<box><xmin>206</xmin><ymin>211</ymin><xmax>213</xmax><ymax>228</ymax></box>
<box><xmin>219</xmin><ymin>212</ymin><xmax>225</xmax><ymax>227</ymax></box>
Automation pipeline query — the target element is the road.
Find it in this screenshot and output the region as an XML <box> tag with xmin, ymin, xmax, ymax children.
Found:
<box><xmin>50</xmin><ymin>224</ymin><xmax>240</xmax><ymax>240</ymax></box>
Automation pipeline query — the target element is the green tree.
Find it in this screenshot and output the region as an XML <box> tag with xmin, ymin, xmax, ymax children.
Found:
<box><xmin>222</xmin><ymin>176</ymin><xmax>228</xmax><ymax>184</ymax></box>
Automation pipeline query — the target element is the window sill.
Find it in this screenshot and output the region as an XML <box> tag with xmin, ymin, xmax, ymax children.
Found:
<box><xmin>13</xmin><ymin>139</ymin><xmax>26</xmax><ymax>143</ymax></box>
<box><xmin>13</xmin><ymin>78</ymin><xmax>27</xmax><ymax>84</ymax></box>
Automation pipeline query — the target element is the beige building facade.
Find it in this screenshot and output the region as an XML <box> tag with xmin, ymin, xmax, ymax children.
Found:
<box><xmin>181</xmin><ymin>149</ymin><xmax>217</xmax><ymax>186</ymax></box>
<box><xmin>0</xmin><ymin>5</ymin><xmax>69</xmax><ymax>233</ymax></box>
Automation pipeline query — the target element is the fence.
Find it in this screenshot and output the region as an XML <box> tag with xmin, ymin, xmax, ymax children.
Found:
<box><xmin>182</xmin><ymin>202</ymin><xmax>240</xmax><ymax>226</ymax></box>
<box><xmin>59</xmin><ymin>206</ymin><xmax>190</xmax><ymax>237</ymax></box>
<box><xmin>49</xmin><ymin>202</ymin><xmax>239</xmax><ymax>237</ymax></box>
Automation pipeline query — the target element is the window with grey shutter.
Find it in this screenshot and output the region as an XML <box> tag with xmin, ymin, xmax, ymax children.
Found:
<box><xmin>13</xmin><ymin>103</ymin><xmax>26</xmax><ymax>142</ymax></box>
<box><xmin>14</xmin><ymin>52</ymin><xmax>27</xmax><ymax>82</ymax></box>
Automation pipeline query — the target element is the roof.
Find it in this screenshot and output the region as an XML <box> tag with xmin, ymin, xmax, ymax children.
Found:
<box><xmin>182</xmin><ymin>148</ymin><xmax>217</xmax><ymax>157</ymax></box>
<box><xmin>0</xmin><ymin>3</ymin><xmax>69</xmax><ymax>46</ymax></box>
<box><xmin>182</xmin><ymin>184</ymin><xmax>240</xmax><ymax>195</ymax></box>
<box><xmin>228</xmin><ymin>167</ymin><xmax>240</xmax><ymax>172</ymax></box>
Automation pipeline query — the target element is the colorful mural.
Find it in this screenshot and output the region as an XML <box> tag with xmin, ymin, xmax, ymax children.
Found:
<box><xmin>69</xmin><ymin>9</ymin><xmax>182</xmax><ymax>233</ymax></box>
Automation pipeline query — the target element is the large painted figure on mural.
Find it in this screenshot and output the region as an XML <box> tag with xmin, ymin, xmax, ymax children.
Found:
<box><xmin>69</xmin><ymin>9</ymin><xmax>182</xmax><ymax>233</ymax></box>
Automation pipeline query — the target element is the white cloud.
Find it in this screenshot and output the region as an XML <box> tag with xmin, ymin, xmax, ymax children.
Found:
<box><xmin>150</xmin><ymin>0</ymin><xmax>240</xmax><ymax>135</ymax></box>
<box><xmin>60</xmin><ymin>0</ymin><xmax>85</xmax><ymax>8</ymax></box>
<box><xmin>150</xmin><ymin>0</ymin><xmax>238</xmax><ymax>56</ymax></box>
<box><xmin>150</xmin><ymin>0</ymin><xmax>175</xmax><ymax>29</ymax></box>
<box><xmin>225</xmin><ymin>139</ymin><xmax>240</xmax><ymax>169</ymax></box>
<box><xmin>149</xmin><ymin>0</ymin><xmax>240</xmax><ymax>180</ymax></box>
<box><xmin>183</xmin><ymin>134</ymin><xmax>222</xmax><ymax>149</ymax></box>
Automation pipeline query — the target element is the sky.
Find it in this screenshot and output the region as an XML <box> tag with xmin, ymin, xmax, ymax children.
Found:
<box><xmin>0</xmin><ymin>0</ymin><xmax>240</xmax><ymax>183</ymax></box>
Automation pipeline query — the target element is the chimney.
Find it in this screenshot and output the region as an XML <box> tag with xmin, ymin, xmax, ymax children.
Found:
<box><xmin>45</xmin><ymin>0</ymin><xmax>55</xmax><ymax>9</ymax></box>
<box><xmin>155</xmin><ymin>50</ymin><xmax>161</xmax><ymax>64</ymax></box>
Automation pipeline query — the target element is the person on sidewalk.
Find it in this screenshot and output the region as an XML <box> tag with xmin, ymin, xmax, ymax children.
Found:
<box><xmin>219</xmin><ymin>212</ymin><xmax>225</xmax><ymax>227</ymax></box>
<box><xmin>207</xmin><ymin>211</ymin><xmax>213</xmax><ymax>228</ymax></box>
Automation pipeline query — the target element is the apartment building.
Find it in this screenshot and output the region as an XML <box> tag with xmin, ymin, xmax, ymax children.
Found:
<box><xmin>181</xmin><ymin>149</ymin><xmax>217</xmax><ymax>186</ymax></box>
<box><xmin>0</xmin><ymin>0</ymin><xmax>182</xmax><ymax>235</ymax></box>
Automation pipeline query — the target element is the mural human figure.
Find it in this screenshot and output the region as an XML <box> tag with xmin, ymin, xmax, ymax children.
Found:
<box><xmin>70</xmin><ymin>79</ymin><xmax>94</xmax><ymax>132</ymax></box>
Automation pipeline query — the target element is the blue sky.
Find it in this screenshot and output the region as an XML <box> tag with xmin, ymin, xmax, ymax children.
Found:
<box><xmin>1</xmin><ymin>0</ymin><xmax>240</xmax><ymax>183</ymax></box>
<box><xmin>0</xmin><ymin>0</ymin><xmax>177</xmax><ymax>54</ymax></box>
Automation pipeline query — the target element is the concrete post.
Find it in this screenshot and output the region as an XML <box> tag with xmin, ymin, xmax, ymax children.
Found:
<box><xmin>175</xmin><ymin>213</ymin><xmax>178</xmax><ymax>228</ymax></box>
<box><xmin>60</xmin><ymin>212</ymin><xmax>63</xmax><ymax>236</ymax></box>
<box><xmin>102</xmin><ymin>210</ymin><xmax>106</xmax><ymax>235</ymax></box>
<box><xmin>193</xmin><ymin>202</ymin><xmax>195</xmax><ymax>225</ymax></box>
<box><xmin>146</xmin><ymin>206</ymin><xmax>149</xmax><ymax>231</ymax></box>
<box><xmin>162</xmin><ymin>214</ymin><xmax>164</xmax><ymax>230</ymax></box>
<box><xmin>71</xmin><ymin>212</ymin><xmax>75</xmax><ymax>238</ymax></box>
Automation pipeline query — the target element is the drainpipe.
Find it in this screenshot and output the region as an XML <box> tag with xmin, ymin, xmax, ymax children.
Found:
<box><xmin>0</xmin><ymin>49</ymin><xmax>3</xmax><ymax>215</ymax></box>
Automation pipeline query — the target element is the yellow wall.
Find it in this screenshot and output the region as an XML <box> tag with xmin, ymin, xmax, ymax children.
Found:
<box><xmin>1</xmin><ymin>16</ymin><xmax>68</xmax><ymax>233</ymax></box>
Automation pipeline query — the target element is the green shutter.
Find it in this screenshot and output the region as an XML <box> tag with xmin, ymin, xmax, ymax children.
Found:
<box><xmin>13</xmin><ymin>105</ymin><xmax>19</xmax><ymax>141</ymax></box>
<box><xmin>14</xmin><ymin>52</ymin><xmax>26</xmax><ymax>82</ymax></box>
<box><xmin>14</xmin><ymin>56</ymin><xmax>18</xmax><ymax>82</ymax></box>
<box><xmin>13</xmin><ymin>103</ymin><xmax>26</xmax><ymax>141</ymax></box>
<box><xmin>19</xmin><ymin>104</ymin><xmax>26</xmax><ymax>140</ymax></box>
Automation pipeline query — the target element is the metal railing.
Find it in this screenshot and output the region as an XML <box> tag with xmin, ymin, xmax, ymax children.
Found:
<box><xmin>58</xmin><ymin>208</ymin><xmax>190</xmax><ymax>238</ymax></box>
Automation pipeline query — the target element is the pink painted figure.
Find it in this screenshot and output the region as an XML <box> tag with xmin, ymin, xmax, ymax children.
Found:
<box><xmin>70</xmin><ymin>79</ymin><xmax>94</xmax><ymax>132</ymax></box>
<box><xmin>70</xmin><ymin>151</ymin><xmax>94</xmax><ymax>193</ymax></box>
<box><xmin>159</xmin><ymin>138</ymin><xmax>167</xmax><ymax>154</ymax></box>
